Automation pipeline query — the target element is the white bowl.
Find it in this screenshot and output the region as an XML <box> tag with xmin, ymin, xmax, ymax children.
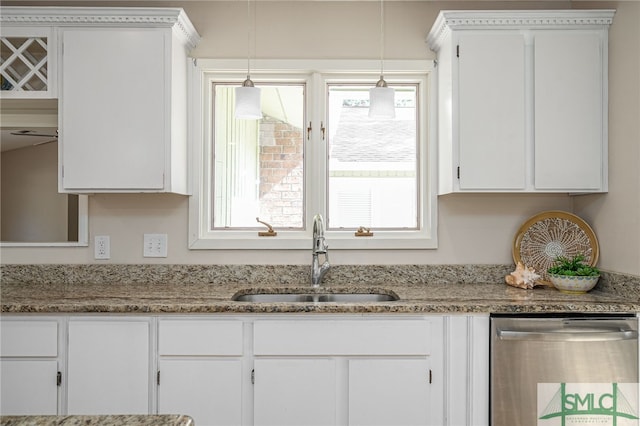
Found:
<box><xmin>548</xmin><ymin>274</ymin><xmax>600</xmax><ymax>294</ymax></box>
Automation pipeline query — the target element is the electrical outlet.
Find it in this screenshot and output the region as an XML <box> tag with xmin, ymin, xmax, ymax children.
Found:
<box><xmin>143</xmin><ymin>234</ymin><xmax>168</xmax><ymax>258</ymax></box>
<box><xmin>94</xmin><ymin>235</ymin><xmax>110</xmax><ymax>259</ymax></box>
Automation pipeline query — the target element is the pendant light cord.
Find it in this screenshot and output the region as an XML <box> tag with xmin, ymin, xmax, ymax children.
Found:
<box><xmin>246</xmin><ymin>0</ymin><xmax>251</xmax><ymax>79</ymax></box>
<box><xmin>379</xmin><ymin>0</ymin><xmax>384</xmax><ymax>79</ymax></box>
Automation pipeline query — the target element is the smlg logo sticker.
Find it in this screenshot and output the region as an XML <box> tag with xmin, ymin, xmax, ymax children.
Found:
<box><xmin>538</xmin><ymin>383</ymin><xmax>639</xmax><ymax>426</ymax></box>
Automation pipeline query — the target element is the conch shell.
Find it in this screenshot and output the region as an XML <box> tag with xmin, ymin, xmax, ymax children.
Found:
<box><xmin>505</xmin><ymin>262</ymin><xmax>541</xmax><ymax>289</ymax></box>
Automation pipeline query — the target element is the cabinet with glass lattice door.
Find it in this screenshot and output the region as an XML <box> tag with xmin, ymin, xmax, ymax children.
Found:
<box><xmin>0</xmin><ymin>26</ymin><xmax>56</xmax><ymax>98</ymax></box>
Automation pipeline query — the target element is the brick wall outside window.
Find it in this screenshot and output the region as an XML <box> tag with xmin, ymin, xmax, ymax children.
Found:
<box><xmin>258</xmin><ymin>117</ymin><xmax>304</xmax><ymax>228</ymax></box>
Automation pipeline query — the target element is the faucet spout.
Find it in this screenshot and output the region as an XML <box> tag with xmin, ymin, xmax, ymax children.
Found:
<box><xmin>311</xmin><ymin>214</ymin><xmax>330</xmax><ymax>287</ymax></box>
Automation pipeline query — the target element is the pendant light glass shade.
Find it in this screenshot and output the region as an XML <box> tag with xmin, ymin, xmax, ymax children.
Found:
<box><xmin>235</xmin><ymin>0</ymin><xmax>261</xmax><ymax>120</ymax></box>
<box><xmin>235</xmin><ymin>77</ymin><xmax>262</xmax><ymax>119</ymax></box>
<box><xmin>369</xmin><ymin>77</ymin><xmax>395</xmax><ymax>118</ymax></box>
<box><xmin>369</xmin><ymin>0</ymin><xmax>395</xmax><ymax>119</ymax></box>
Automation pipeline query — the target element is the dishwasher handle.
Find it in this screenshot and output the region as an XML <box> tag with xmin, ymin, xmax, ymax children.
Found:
<box><xmin>497</xmin><ymin>327</ymin><xmax>638</xmax><ymax>342</ymax></box>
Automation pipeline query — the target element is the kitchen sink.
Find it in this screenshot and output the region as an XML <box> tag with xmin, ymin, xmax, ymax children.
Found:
<box><xmin>232</xmin><ymin>292</ymin><xmax>399</xmax><ymax>303</ymax></box>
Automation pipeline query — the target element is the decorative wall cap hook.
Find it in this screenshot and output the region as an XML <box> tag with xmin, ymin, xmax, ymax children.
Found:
<box><xmin>256</xmin><ymin>217</ymin><xmax>277</xmax><ymax>236</ymax></box>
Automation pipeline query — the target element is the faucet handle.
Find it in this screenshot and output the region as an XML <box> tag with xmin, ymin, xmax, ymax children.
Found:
<box><xmin>314</xmin><ymin>238</ymin><xmax>327</xmax><ymax>253</ymax></box>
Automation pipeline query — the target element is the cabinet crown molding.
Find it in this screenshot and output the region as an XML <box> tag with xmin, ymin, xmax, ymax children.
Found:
<box><xmin>0</xmin><ymin>6</ymin><xmax>200</xmax><ymax>50</ymax></box>
<box><xmin>427</xmin><ymin>9</ymin><xmax>615</xmax><ymax>50</ymax></box>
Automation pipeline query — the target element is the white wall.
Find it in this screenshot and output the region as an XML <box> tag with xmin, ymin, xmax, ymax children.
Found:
<box><xmin>573</xmin><ymin>1</ymin><xmax>640</xmax><ymax>277</ymax></box>
<box><xmin>2</xmin><ymin>1</ymin><xmax>638</xmax><ymax>277</ymax></box>
<box><xmin>1</xmin><ymin>142</ymin><xmax>69</xmax><ymax>242</ymax></box>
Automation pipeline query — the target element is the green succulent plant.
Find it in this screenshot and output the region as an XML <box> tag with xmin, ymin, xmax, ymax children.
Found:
<box><xmin>547</xmin><ymin>254</ymin><xmax>600</xmax><ymax>276</ymax></box>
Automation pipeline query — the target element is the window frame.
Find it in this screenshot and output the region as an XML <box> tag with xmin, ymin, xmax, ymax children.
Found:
<box><xmin>188</xmin><ymin>59</ymin><xmax>437</xmax><ymax>250</ymax></box>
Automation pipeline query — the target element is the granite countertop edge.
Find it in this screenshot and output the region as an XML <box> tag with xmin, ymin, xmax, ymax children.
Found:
<box><xmin>0</xmin><ymin>415</ymin><xmax>194</xmax><ymax>426</ymax></box>
<box><xmin>2</xmin><ymin>281</ymin><xmax>639</xmax><ymax>314</ymax></box>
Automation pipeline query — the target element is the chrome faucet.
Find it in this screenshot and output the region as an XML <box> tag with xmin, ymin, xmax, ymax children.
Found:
<box><xmin>311</xmin><ymin>214</ymin><xmax>330</xmax><ymax>287</ymax></box>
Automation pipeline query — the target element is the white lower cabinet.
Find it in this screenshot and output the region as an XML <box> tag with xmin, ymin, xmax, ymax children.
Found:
<box><xmin>252</xmin><ymin>318</ymin><xmax>442</xmax><ymax>426</ymax></box>
<box><xmin>158</xmin><ymin>359</ymin><xmax>242</xmax><ymax>425</ymax></box>
<box><xmin>0</xmin><ymin>318</ymin><xmax>61</xmax><ymax>415</ymax></box>
<box><xmin>348</xmin><ymin>359</ymin><xmax>430</xmax><ymax>426</ymax></box>
<box><xmin>0</xmin><ymin>313</ymin><xmax>489</xmax><ymax>425</ymax></box>
<box><xmin>253</xmin><ymin>357</ymin><xmax>433</xmax><ymax>426</ymax></box>
<box><xmin>66</xmin><ymin>318</ymin><xmax>151</xmax><ymax>414</ymax></box>
<box><xmin>157</xmin><ymin>319</ymin><xmax>244</xmax><ymax>426</ymax></box>
<box><xmin>0</xmin><ymin>360</ymin><xmax>59</xmax><ymax>415</ymax></box>
<box><xmin>253</xmin><ymin>358</ymin><xmax>337</xmax><ymax>426</ymax></box>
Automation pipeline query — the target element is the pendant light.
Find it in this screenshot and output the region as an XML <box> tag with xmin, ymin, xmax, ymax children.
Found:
<box><xmin>235</xmin><ymin>0</ymin><xmax>261</xmax><ymax>119</ymax></box>
<box><xmin>369</xmin><ymin>0</ymin><xmax>395</xmax><ymax>119</ymax></box>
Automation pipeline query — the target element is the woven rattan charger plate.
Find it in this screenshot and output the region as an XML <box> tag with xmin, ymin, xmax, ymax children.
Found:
<box><xmin>513</xmin><ymin>211</ymin><xmax>599</xmax><ymax>285</ymax></box>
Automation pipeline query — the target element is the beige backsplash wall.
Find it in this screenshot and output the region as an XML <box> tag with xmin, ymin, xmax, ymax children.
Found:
<box><xmin>572</xmin><ymin>1</ymin><xmax>640</xmax><ymax>278</ymax></box>
<box><xmin>1</xmin><ymin>193</ymin><xmax>573</xmax><ymax>265</ymax></box>
<box><xmin>1</xmin><ymin>1</ymin><xmax>638</xmax><ymax>277</ymax></box>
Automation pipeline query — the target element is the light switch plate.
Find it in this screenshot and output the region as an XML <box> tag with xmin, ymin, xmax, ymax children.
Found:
<box><xmin>143</xmin><ymin>233</ymin><xmax>168</xmax><ymax>257</ymax></box>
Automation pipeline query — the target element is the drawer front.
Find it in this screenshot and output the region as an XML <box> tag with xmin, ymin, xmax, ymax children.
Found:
<box><xmin>254</xmin><ymin>319</ymin><xmax>431</xmax><ymax>356</ymax></box>
<box><xmin>159</xmin><ymin>319</ymin><xmax>243</xmax><ymax>356</ymax></box>
<box><xmin>0</xmin><ymin>320</ymin><xmax>58</xmax><ymax>357</ymax></box>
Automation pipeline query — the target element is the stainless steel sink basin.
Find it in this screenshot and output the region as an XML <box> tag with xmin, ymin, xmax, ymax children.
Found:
<box><xmin>232</xmin><ymin>292</ymin><xmax>399</xmax><ymax>303</ymax></box>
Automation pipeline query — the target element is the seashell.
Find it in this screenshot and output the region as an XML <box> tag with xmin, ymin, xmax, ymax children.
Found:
<box><xmin>505</xmin><ymin>262</ymin><xmax>542</xmax><ymax>289</ymax></box>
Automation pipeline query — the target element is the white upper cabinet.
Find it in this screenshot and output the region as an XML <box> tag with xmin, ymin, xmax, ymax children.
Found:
<box><xmin>0</xmin><ymin>7</ymin><xmax>200</xmax><ymax>194</ymax></box>
<box><xmin>58</xmin><ymin>8</ymin><xmax>200</xmax><ymax>193</ymax></box>
<box><xmin>457</xmin><ymin>32</ymin><xmax>527</xmax><ymax>191</ymax></box>
<box><xmin>534</xmin><ymin>31</ymin><xmax>605</xmax><ymax>191</ymax></box>
<box><xmin>60</xmin><ymin>28</ymin><xmax>168</xmax><ymax>192</ymax></box>
<box><xmin>427</xmin><ymin>10</ymin><xmax>614</xmax><ymax>194</ymax></box>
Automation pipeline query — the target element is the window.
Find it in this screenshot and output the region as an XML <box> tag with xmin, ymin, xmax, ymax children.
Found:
<box><xmin>189</xmin><ymin>60</ymin><xmax>436</xmax><ymax>249</ymax></box>
<box><xmin>212</xmin><ymin>83</ymin><xmax>305</xmax><ymax>229</ymax></box>
<box><xmin>327</xmin><ymin>83</ymin><xmax>418</xmax><ymax>230</ymax></box>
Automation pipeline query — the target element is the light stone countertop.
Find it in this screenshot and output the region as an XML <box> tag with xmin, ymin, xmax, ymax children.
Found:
<box><xmin>0</xmin><ymin>415</ymin><xmax>193</xmax><ymax>426</ymax></box>
<box><xmin>1</xmin><ymin>280</ymin><xmax>638</xmax><ymax>314</ymax></box>
<box><xmin>2</xmin><ymin>264</ymin><xmax>638</xmax><ymax>314</ymax></box>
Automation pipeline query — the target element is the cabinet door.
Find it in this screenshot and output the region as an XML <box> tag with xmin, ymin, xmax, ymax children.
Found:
<box><xmin>534</xmin><ymin>31</ymin><xmax>604</xmax><ymax>190</ymax></box>
<box><xmin>60</xmin><ymin>29</ymin><xmax>166</xmax><ymax>191</ymax></box>
<box><xmin>0</xmin><ymin>360</ymin><xmax>58</xmax><ymax>415</ymax></box>
<box><xmin>348</xmin><ymin>359</ymin><xmax>430</xmax><ymax>426</ymax></box>
<box><xmin>67</xmin><ymin>319</ymin><xmax>150</xmax><ymax>414</ymax></box>
<box><xmin>158</xmin><ymin>359</ymin><xmax>242</xmax><ymax>426</ymax></box>
<box><xmin>457</xmin><ymin>33</ymin><xmax>527</xmax><ymax>190</ymax></box>
<box><xmin>253</xmin><ymin>358</ymin><xmax>336</xmax><ymax>426</ymax></box>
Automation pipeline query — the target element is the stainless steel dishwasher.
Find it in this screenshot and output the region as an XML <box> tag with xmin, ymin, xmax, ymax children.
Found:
<box><xmin>491</xmin><ymin>314</ymin><xmax>639</xmax><ymax>426</ymax></box>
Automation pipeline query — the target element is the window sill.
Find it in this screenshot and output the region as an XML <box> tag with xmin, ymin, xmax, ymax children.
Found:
<box><xmin>188</xmin><ymin>231</ymin><xmax>437</xmax><ymax>250</ymax></box>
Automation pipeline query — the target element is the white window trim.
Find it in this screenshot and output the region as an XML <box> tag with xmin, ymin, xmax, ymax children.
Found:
<box><xmin>188</xmin><ymin>59</ymin><xmax>437</xmax><ymax>250</ymax></box>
